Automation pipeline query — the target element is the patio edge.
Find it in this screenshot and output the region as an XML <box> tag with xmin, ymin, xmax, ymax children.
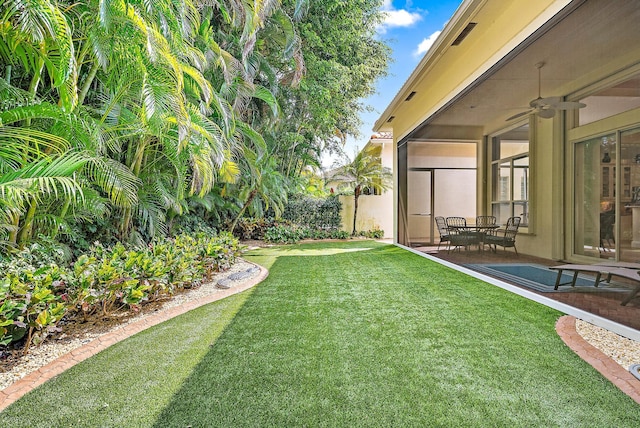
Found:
<box><xmin>398</xmin><ymin>244</ymin><xmax>640</xmax><ymax>342</ymax></box>
<box><xmin>397</xmin><ymin>244</ymin><xmax>640</xmax><ymax>403</ymax></box>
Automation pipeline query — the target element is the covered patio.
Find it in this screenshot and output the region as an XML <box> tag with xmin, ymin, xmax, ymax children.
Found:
<box><xmin>410</xmin><ymin>244</ymin><xmax>640</xmax><ymax>332</ymax></box>
<box><xmin>375</xmin><ymin>0</ymin><xmax>640</xmax><ymax>336</ymax></box>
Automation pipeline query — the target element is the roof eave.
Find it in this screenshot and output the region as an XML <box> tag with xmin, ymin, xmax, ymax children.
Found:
<box><xmin>373</xmin><ymin>0</ymin><xmax>482</xmax><ymax>132</ymax></box>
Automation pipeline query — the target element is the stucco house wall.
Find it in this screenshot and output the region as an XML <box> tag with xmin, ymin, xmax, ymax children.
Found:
<box><xmin>374</xmin><ymin>0</ymin><xmax>640</xmax><ymax>262</ymax></box>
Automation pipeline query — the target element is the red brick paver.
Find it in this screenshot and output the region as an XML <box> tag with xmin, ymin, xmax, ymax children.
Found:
<box><xmin>0</xmin><ymin>263</ymin><xmax>269</xmax><ymax>412</ymax></box>
<box><xmin>556</xmin><ymin>315</ymin><xmax>640</xmax><ymax>404</ymax></box>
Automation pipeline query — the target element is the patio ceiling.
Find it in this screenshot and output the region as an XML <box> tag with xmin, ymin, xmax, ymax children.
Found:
<box><xmin>407</xmin><ymin>0</ymin><xmax>640</xmax><ymax>140</ymax></box>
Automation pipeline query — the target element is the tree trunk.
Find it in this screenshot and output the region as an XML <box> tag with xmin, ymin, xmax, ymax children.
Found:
<box><xmin>7</xmin><ymin>211</ymin><xmax>19</xmax><ymax>248</ymax></box>
<box><xmin>230</xmin><ymin>189</ymin><xmax>258</xmax><ymax>235</ymax></box>
<box><xmin>352</xmin><ymin>186</ymin><xmax>361</xmax><ymax>236</ymax></box>
<box><xmin>120</xmin><ymin>141</ymin><xmax>147</xmax><ymax>237</ymax></box>
<box><xmin>17</xmin><ymin>198</ymin><xmax>38</xmax><ymax>247</ymax></box>
<box><xmin>77</xmin><ymin>61</ymin><xmax>100</xmax><ymax>107</ymax></box>
<box><xmin>50</xmin><ymin>197</ymin><xmax>72</xmax><ymax>239</ymax></box>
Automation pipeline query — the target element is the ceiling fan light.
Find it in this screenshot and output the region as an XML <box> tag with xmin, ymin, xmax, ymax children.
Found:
<box><xmin>538</xmin><ymin>109</ymin><xmax>556</xmax><ymax>119</ymax></box>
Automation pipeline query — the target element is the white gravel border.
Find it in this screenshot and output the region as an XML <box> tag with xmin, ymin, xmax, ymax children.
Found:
<box><xmin>576</xmin><ymin>319</ymin><xmax>640</xmax><ymax>370</ymax></box>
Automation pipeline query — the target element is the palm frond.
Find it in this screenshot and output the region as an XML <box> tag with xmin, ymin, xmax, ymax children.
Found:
<box><xmin>0</xmin><ymin>151</ymin><xmax>87</xmax><ymax>206</ymax></box>
<box><xmin>83</xmin><ymin>157</ymin><xmax>140</xmax><ymax>208</ymax></box>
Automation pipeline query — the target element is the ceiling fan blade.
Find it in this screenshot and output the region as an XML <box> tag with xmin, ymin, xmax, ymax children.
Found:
<box><xmin>506</xmin><ymin>109</ymin><xmax>534</xmax><ymax>121</ymax></box>
<box><xmin>538</xmin><ymin>108</ymin><xmax>556</xmax><ymax>119</ymax></box>
<box><xmin>515</xmin><ymin>63</ymin><xmax>588</xmax><ymax>121</ymax></box>
<box><xmin>554</xmin><ymin>101</ymin><xmax>587</xmax><ymax>110</ymax></box>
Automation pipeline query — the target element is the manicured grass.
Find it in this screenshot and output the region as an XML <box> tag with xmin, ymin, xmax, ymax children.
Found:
<box><xmin>2</xmin><ymin>241</ymin><xmax>639</xmax><ymax>426</ymax></box>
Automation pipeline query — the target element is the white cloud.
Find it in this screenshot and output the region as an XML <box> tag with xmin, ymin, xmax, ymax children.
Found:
<box><xmin>379</xmin><ymin>1</ymin><xmax>423</xmax><ymax>32</ymax></box>
<box><xmin>384</xmin><ymin>9</ymin><xmax>422</xmax><ymax>28</ymax></box>
<box><xmin>413</xmin><ymin>30</ymin><xmax>442</xmax><ymax>57</ymax></box>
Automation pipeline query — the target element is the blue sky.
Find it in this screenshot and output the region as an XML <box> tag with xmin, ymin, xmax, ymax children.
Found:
<box><xmin>325</xmin><ymin>0</ymin><xmax>463</xmax><ymax>166</ymax></box>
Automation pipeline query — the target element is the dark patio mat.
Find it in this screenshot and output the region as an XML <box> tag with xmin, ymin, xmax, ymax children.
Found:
<box><xmin>465</xmin><ymin>263</ymin><xmax>631</xmax><ymax>293</ymax></box>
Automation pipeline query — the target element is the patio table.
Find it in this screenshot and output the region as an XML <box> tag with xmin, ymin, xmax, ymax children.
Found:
<box><xmin>447</xmin><ymin>224</ymin><xmax>499</xmax><ymax>251</ymax></box>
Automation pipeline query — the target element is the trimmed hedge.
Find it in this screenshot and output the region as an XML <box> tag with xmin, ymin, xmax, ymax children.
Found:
<box><xmin>282</xmin><ymin>195</ymin><xmax>342</xmax><ymax>230</ymax></box>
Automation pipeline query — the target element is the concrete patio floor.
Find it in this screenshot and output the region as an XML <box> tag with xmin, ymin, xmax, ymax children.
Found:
<box><xmin>410</xmin><ymin>244</ymin><xmax>640</xmax><ymax>332</ymax></box>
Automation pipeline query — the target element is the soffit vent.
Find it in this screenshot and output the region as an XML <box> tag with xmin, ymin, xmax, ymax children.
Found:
<box><xmin>451</xmin><ymin>22</ymin><xmax>477</xmax><ymax>46</ymax></box>
<box><xmin>387</xmin><ymin>116</ymin><xmax>395</xmax><ymax>123</ymax></box>
<box><xmin>404</xmin><ymin>91</ymin><xmax>417</xmax><ymax>101</ymax></box>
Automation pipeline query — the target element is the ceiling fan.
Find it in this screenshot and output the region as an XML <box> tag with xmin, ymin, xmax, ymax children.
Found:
<box><xmin>506</xmin><ymin>62</ymin><xmax>586</xmax><ymax>121</ymax></box>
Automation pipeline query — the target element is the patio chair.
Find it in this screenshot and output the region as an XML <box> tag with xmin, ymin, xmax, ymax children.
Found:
<box><xmin>475</xmin><ymin>215</ymin><xmax>497</xmax><ymax>249</ymax></box>
<box><xmin>446</xmin><ymin>217</ymin><xmax>479</xmax><ymax>252</ymax></box>
<box><xmin>476</xmin><ymin>215</ymin><xmax>497</xmax><ymax>227</ymax></box>
<box><xmin>435</xmin><ymin>216</ymin><xmax>450</xmax><ymax>250</ymax></box>
<box><xmin>484</xmin><ymin>216</ymin><xmax>521</xmax><ymax>255</ymax></box>
<box><xmin>599</xmin><ymin>209</ymin><xmax>615</xmax><ymax>252</ymax></box>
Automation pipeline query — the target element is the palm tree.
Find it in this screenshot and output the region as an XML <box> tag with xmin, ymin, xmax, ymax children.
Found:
<box><xmin>228</xmin><ymin>150</ymin><xmax>288</xmax><ymax>234</ymax></box>
<box><xmin>332</xmin><ymin>144</ymin><xmax>392</xmax><ymax>235</ymax></box>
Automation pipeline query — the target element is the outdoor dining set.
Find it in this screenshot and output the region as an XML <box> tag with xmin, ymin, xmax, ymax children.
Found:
<box><xmin>435</xmin><ymin>215</ymin><xmax>521</xmax><ymax>254</ymax></box>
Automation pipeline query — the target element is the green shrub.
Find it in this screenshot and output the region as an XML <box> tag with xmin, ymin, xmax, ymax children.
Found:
<box><xmin>0</xmin><ymin>233</ymin><xmax>243</xmax><ymax>351</ymax></box>
<box><xmin>264</xmin><ymin>224</ymin><xmax>304</xmax><ymax>244</ymax></box>
<box><xmin>264</xmin><ymin>224</ymin><xmax>350</xmax><ymax>244</ymax></box>
<box><xmin>0</xmin><ymin>265</ymin><xmax>68</xmax><ymax>349</ymax></box>
<box><xmin>330</xmin><ymin>230</ymin><xmax>350</xmax><ymax>239</ymax></box>
<box><xmin>170</xmin><ymin>215</ymin><xmax>218</xmax><ymax>237</ymax></box>
<box><xmin>357</xmin><ymin>229</ymin><xmax>384</xmax><ymax>239</ymax></box>
<box><xmin>282</xmin><ymin>195</ymin><xmax>342</xmax><ymax>230</ymax></box>
<box><xmin>232</xmin><ymin>217</ymin><xmax>274</xmax><ymax>240</ymax></box>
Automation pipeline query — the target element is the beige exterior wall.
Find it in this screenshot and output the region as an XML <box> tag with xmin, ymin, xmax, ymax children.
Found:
<box><xmin>339</xmin><ymin>193</ymin><xmax>393</xmax><ymax>238</ymax></box>
<box><xmin>376</xmin><ymin>0</ymin><xmax>640</xmax><ymax>260</ymax></box>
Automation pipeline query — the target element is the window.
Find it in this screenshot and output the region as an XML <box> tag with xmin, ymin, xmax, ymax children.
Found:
<box><xmin>578</xmin><ymin>72</ymin><xmax>640</xmax><ymax>126</ymax></box>
<box><xmin>491</xmin><ymin>124</ymin><xmax>529</xmax><ymax>226</ymax></box>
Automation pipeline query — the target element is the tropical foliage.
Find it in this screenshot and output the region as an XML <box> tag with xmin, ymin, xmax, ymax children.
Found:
<box><xmin>0</xmin><ymin>232</ymin><xmax>242</xmax><ymax>351</ymax></box>
<box><xmin>332</xmin><ymin>144</ymin><xmax>392</xmax><ymax>235</ymax></box>
<box><xmin>0</xmin><ymin>0</ymin><xmax>390</xmax><ymax>254</ymax></box>
<box><xmin>282</xmin><ymin>194</ymin><xmax>342</xmax><ymax>230</ymax></box>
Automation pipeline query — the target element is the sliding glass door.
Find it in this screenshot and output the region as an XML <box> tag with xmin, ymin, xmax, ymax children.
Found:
<box><xmin>574</xmin><ymin>127</ymin><xmax>640</xmax><ymax>261</ymax></box>
<box><xmin>574</xmin><ymin>134</ymin><xmax>616</xmax><ymax>258</ymax></box>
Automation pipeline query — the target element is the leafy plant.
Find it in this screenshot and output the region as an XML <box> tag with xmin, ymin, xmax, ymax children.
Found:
<box><xmin>0</xmin><ymin>265</ymin><xmax>69</xmax><ymax>352</ymax></box>
<box><xmin>357</xmin><ymin>229</ymin><xmax>384</xmax><ymax>239</ymax></box>
<box><xmin>264</xmin><ymin>223</ymin><xmax>349</xmax><ymax>243</ymax></box>
<box><xmin>0</xmin><ymin>232</ymin><xmax>243</xmax><ymax>351</ymax></box>
<box><xmin>232</xmin><ymin>217</ymin><xmax>275</xmax><ymax>240</ymax></box>
<box><xmin>264</xmin><ymin>224</ymin><xmax>305</xmax><ymax>244</ymax></box>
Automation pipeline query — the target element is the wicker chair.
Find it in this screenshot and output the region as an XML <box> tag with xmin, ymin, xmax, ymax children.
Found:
<box><xmin>475</xmin><ymin>216</ymin><xmax>497</xmax><ymax>250</ymax></box>
<box><xmin>435</xmin><ymin>216</ymin><xmax>450</xmax><ymax>250</ymax></box>
<box><xmin>446</xmin><ymin>217</ymin><xmax>479</xmax><ymax>252</ymax></box>
<box><xmin>476</xmin><ymin>216</ymin><xmax>497</xmax><ymax>227</ymax></box>
<box><xmin>484</xmin><ymin>216</ymin><xmax>521</xmax><ymax>255</ymax></box>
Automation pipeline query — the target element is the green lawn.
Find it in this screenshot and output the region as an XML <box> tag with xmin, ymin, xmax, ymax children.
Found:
<box><xmin>2</xmin><ymin>241</ymin><xmax>639</xmax><ymax>427</ymax></box>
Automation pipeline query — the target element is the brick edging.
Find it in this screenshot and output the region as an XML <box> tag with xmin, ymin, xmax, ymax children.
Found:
<box><xmin>556</xmin><ymin>315</ymin><xmax>640</xmax><ymax>404</ymax></box>
<box><xmin>0</xmin><ymin>263</ymin><xmax>269</xmax><ymax>412</ymax></box>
